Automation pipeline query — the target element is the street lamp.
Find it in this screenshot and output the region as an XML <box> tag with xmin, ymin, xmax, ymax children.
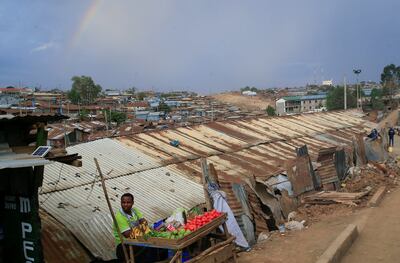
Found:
<box><xmin>353</xmin><ymin>69</ymin><xmax>362</xmax><ymax>109</ymax></box>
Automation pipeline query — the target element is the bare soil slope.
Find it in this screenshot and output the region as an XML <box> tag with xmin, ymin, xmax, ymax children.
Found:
<box><xmin>212</xmin><ymin>92</ymin><xmax>272</xmax><ymax>111</ymax></box>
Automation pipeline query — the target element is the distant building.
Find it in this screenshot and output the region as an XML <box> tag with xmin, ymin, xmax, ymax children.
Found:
<box><xmin>104</xmin><ymin>90</ymin><xmax>121</xmax><ymax>96</ymax></box>
<box><xmin>0</xmin><ymin>87</ymin><xmax>32</xmax><ymax>95</ymax></box>
<box><xmin>322</xmin><ymin>80</ymin><xmax>333</xmax><ymax>86</ymax></box>
<box><xmin>135</xmin><ymin>111</ymin><xmax>150</xmax><ymax>120</ymax></box>
<box><xmin>164</xmin><ymin>100</ymin><xmax>181</xmax><ymax>107</ymax></box>
<box><xmin>148</xmin><ymin>98</ymin><xmax>160</xmax><ymax>108</ymax></box>
<box><xmin>275</xmin><ymin>94</ymin><xmax>327</xmax><ymax>115</ymax></box>
<box><xmin>147</xmin><ymin>111</ymin><xmax>164</xmax><ymax>122</ymax></box>
<box><xmin>123</xmin><ymin>101</ymin><xmax>149</xmax><ymax>112</ymax></box>
<box><xmin>275</xmin><ymin>99</ymin><xmax>286</xmax><ymax>116</ymax></box>
<box><xmin>362</xmin><ymin>88</ymin><xmax>372</xmax><ymax>97</ymax></box>
<box><xmin>0</xmin><ymin>94</ymin><xmax>20</xmax><ymax>108</ymax></box>
<box><xmin>242</xmin><ymin>90</ymin><xmax>257</xmax><ymax>96</ymax></box>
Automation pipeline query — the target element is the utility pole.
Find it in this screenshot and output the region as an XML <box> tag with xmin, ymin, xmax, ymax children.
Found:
<box><xmin>353</xmin><ymin>69</ymin><xmax>362</xmax><ymax>110</ymax></box>
<box><xmin>344</xmin><ymin>76</ymin><xmax>347</xmax><ymax>110</ymax></box>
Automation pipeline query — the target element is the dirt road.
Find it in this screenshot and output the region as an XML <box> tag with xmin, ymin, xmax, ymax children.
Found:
<box><xmin>341</xmin><ymin>133</ymin><xmax>400</xmax><ymax>263</ymax></box>
<box><xmin>341</xmin><ymin>187</ymin><xmax>400</xmax><ymax>263</ymax></box>
<box><xmin>238</xmin><ymin>206</ymin><xmax>363</xmax><ymax>263</ymax></box>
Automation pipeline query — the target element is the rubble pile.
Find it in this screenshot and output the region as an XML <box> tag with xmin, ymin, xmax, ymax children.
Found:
<box><xmin>343</xmin><ymin>159</ymin><xmax>399</xmax><ymax>194</ymax></box>
<box><xmin>295</xmin><ymin>158</ymin><xmax>400</xmax><ymax>225</ymax></box>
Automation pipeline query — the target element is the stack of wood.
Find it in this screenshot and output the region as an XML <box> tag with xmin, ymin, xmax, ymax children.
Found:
<box><xmin>46</xmin><ymin>148</ymin><xmax>82</xmax><ymax>167</ymax></box>
<box><xmin>47</xmin><ymin>148</ymin><xmax>67</xmax><ymax>157</ymax></box>
<box><xmin>303</xmin><ymin>190</ymin><xmax>370</xmax><ymax>206</ymax></box>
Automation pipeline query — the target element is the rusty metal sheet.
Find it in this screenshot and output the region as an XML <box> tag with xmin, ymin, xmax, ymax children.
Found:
<box><xmin>317</xmin><ymin>147</ymin><xmax>340</xmax><ymax>189</ymax></box>
<box><xmin>41</xmin><ymin>210</ymin><xmax>91</xmax><ymax>263</ymax></box>
<box><xmin>287</xmin><ymin>155</ymin><xmax>314</xmax><ymax>196</ymax></box>
<box><xmin>244</xmin><ymin>185</ymin><xmax>270</xmax><ymax>236</ymax></box>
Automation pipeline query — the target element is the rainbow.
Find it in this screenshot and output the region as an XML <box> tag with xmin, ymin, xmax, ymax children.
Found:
<box><xmin>69</xmin><ymin>0</ymin><xmax>101</xmax><ymax>49</ymax></box>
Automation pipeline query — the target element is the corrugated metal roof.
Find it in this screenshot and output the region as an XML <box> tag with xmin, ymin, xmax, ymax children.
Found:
<box><xmin>39</xmin><ymin>110</ymin><xmax>371</xmax><ymax>260</ymax></box>
<box><xmin>41</xmin><ymin>138</ymin><xmax>159</xmax><ymax>193</ymax></box>
<box><xmin>0</xmin><ymin>152</ymin><xmax>51</xmax><ymax>169</ymax></box>
<box><xmin>40</xmin><ymin>166</ymin><xmax>204</xmax><ymax>260</ymax></box>
<box><xmin>41</xmin><ymin>210</ymin><xmax>92</xmax><ymax>263</ymax></box>
<box><xmin>282</xmin><ymin>94</ymin><xmax>327</xmax><ymax>101</ymax></box>
<box><xmin>0</xmin><ymin>113</ymin><xmax>68</xmax><ymax>122</ymax></box>
<box><xmin>116</xmin><ymin>111</ymin><xmax>369</xmax><ymax>180</ymax></box>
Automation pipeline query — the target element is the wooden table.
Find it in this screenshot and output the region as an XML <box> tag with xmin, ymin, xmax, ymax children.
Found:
<box><xmin>124</xmin><ymin>213</ymin><xmax>237</xmax><ymax>263</ymax></box>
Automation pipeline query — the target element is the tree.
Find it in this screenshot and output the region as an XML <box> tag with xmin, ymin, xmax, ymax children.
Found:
<box><xmin>68</xmin><ymin>76</ymin><xmax>102</xmax><ymax>104</ymax></box>
<box><xmin>266</xmin><ymin>105</ymin><xmax>276</xmax><ymax>116</ymax></box>
<box><xmin>111</xmin><ymin>111</ymin><xmax>127</xmax><ymax>125</ymax></box>
<box><xmin>103</xmin><ymin>110</ymin><xmax>127</xmax><ymax>125</ymax></box>
<box><xmin>326</xmin><ymin>86</ymin><xmax>357</xmax><ymax>110</ymax></box>
<box><xmin>158</xmin><ymin>102</ymin><xmax>171</xmax><ymax>113</ymax></box>
<box><xmin>370</xmin><ymin>88</ymin><xmax>385</xmax><ymax>110</ymax></box>
<box><xmin>68</xmin><ymin>88</ymin><xmax>80</xmax><ymax>104</ymax></box>
<box><xmin>79</xmin><ymin>108</ymin><xmax>89</xmax><ymax>121</ymax></box>
<box><xmin>381</xmin><ymin>64</ymin><xmax>400</xmax><ymax>96</ymax></box>
<box><xmin>240</xmin><ymin>86</ymin><xmax>258</xmax><ymax>92</ymax></box>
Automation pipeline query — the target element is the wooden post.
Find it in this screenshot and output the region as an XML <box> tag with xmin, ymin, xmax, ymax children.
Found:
<box><xmin>200</xmin><ymin>158</ymin><xmax>213</xmax><ymax>211</ymax></box>
<box><xmin>169</xmin><ymin>250</ymin><xmax>182</xmax><ymax>263</ymax></box>
<box><xmin>222</xmin><ymin>222</ymin><xmax>230</xmax><ymax>239</ymax></box>
<box><xmin>208</xmin><ymin>163</ymin><xmax>220</xmax><ymax>187</ymax></box>
<box><xmin>129</xmin><ymin>246</ymin><xmax>135</xmax><ymax>263</ymax></box>
<box><xmin>94</xmin><ymin>158</ymin><xmax>130</xmax><ymax>263</ymax></box>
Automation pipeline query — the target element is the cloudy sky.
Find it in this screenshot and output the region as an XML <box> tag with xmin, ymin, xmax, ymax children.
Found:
<box><xmin>1</xmin><ymin>0</ymin><xmax>399</xmax><ymax>93</ymax></box>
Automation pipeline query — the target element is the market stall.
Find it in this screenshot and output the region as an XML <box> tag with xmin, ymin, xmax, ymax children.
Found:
<box><xmin>124</xmin><ymin>211</ymin><xmax>237</xmax><ymax>263</ymax></box>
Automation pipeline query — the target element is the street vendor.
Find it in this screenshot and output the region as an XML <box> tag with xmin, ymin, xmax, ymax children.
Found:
<box><xmin>113</xmin><ymin>193</ymin><xmax>164</xmax><ymax>262</ymax></box>
<box><xmin>113</xmin><ymin>193</ymin><xmax>143</xmax><ymax>261</ymax></box>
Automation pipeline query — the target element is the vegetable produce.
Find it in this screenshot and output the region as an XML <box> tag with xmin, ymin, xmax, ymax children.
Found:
<box><xmin>129</xmin><ymin>221</ymin><xmax>151</xmax><ymax>239</ymax></box>
<box><xmin>143</xmin><ymin>210</ymin><xmax>222</xmax><ymax>240</ymax></box>
<box><xmin>148</xmin><ymin>229</ymin><xmax>192</xmax><ymax>239</ymax></box>
<box><xmin>184</xmin><ymin>209</ymin><xmax>222</xmax><ymax>232</ymax></box>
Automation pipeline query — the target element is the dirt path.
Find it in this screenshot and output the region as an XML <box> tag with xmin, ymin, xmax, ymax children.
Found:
<box><xmin>341</xmin><ymin>187</ymin><xmax>400</xmax><ymax>263</ymax></box>
<box><xmin>238</xmin><ymin>208</ymin><xmax>365</xmax><ymax>263</ymax></box>
<box><xmin>341</xmin><ymin>131</ymin><xmax>400</xmax><ymax>263</ymax></box>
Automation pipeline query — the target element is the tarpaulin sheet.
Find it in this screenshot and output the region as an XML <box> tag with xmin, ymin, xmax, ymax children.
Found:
<box><xmin>210</xmin><ymin>190</ymin><xmax>249</xmax><ymax>248</ymax></box>
<box><xmin>365</xmin><ymin>139</ymin><xmax>388</xmax><ymax>162</ymax></box>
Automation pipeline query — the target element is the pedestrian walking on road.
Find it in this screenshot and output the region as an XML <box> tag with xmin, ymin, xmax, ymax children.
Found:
<box><xmin>388</xmin><ymin>127</ymin><xmax>395</xmax><ymax>147</ymax></box>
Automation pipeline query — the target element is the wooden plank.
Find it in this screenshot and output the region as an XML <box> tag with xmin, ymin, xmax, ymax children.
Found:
<box><xmin>222</xmin><ymin>222</ymin><xmax>229</xmax><ymax>239</ymax></box>
<box><xmin>169</xmin><ymin>250</ymin><xmax>182</xmax><ymax>263</ymax></box>
<box><xmin>303</xmin><ymin>190</ymin><xmax>370</xmax><ymax>206</ymax></box>
<box><xmin>201</xmin><ymin>158</ymin><xmax>213</xmax><ymax>211</ymax></box>
<box><xmin>129</xmin><ymin>246</ymin><xmax>135</xmax><ymax>263</ymax></box>
<box><xmin>213</xmin><ymin>243</ymin><xmax>235</xmax><ymax>263</ymax></box>
<box><xmin>185</xmin><ymin>236</ymin><xmax>235</xmax><ymax>263</ymax></box>
<box><xmin>208</xmin><ymin>163</ymin><xmax>220</xmax><ymax>187</ymax></box>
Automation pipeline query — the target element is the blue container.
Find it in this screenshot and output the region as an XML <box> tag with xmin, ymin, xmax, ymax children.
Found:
<box><xmin>152</xmin><ymin>219</ymin><xmax>164</xmax><ymax>230</ymax></box>
<box><xmin>168</xmin><ymin>250</ymin><xmax>190</xmax><ymax>262</ymax></box>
